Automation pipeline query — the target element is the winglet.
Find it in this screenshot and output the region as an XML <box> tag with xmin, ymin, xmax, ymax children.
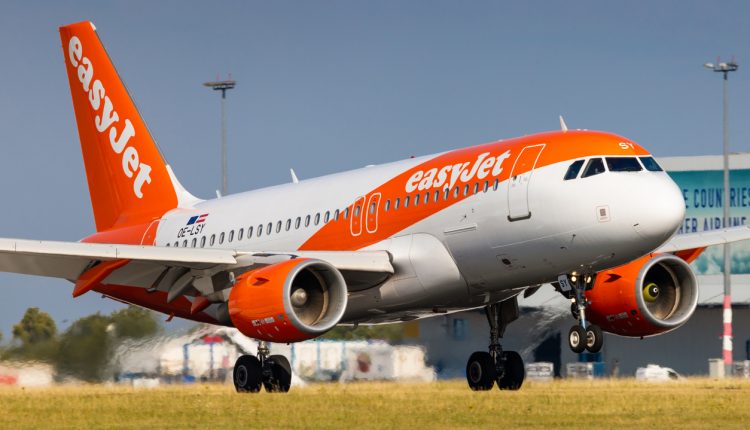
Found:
<box><xmin>559</xmin><ymin>115</ymin><xmax>568</xmax><ymax>132</ymax></box>
<box><xmin>290</xmin><ymin>168</ymin><xmax>299</xmax><ymax>184</ymax></box>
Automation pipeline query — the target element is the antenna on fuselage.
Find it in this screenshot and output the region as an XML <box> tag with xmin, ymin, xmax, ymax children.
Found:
<box><xmin>290</xmin><ymin>168</ymin><xmax>300</xmax><ymax>184</ymax></box>
<box><xmin>559</xmin><ymin>115</ymin><xmax>569</xmax><ymax>132</ymax></box>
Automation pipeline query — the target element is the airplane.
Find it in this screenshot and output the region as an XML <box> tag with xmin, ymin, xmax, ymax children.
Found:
<box><xmin>1</xmin><ymin>20</ymin><xmax>748</xmax><ymax>393</ymax></box>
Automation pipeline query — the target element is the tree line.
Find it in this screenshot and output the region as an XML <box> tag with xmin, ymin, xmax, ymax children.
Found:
<box><xmin>0</xmin><ymin>306</ymin><xmax>159</xmax><ymax>382</ymax></box>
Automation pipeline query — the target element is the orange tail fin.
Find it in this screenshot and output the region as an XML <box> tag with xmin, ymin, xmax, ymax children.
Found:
<box><xmin>59</xmin><ymin>21</ymin><xmax>178</xmax><ymax>232</ymax></box>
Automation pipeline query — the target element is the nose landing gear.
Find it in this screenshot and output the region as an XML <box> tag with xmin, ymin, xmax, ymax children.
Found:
<box><xmin>466</xmin><ymin>298</ymin><xmax>525</xmax><ymax>391</ymax></box>
<box><xmin>233</xmin><ymin>341</ymin><xmax>292</xmax><ymax>393</ymax></box>
<box><xmin>559</xmin><ymin>273</ymin><xmax>603</xmax><ymax>354</ymax></box>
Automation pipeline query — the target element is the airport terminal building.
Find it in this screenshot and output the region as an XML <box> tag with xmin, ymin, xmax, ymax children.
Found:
<box><xmin>409</xmin><ymin>153</ymin><xmax>750</xmax><ymax>378</ymax></box>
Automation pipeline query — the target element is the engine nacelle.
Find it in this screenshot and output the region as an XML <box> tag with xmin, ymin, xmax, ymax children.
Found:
<box><xmin>228</xmin><ymin>258</ymin><xmax>348</xmax><ymax>342</ymax></box>
<box><xmin>586</xmin><ymin>254</ymin><xmax>699</xmax><ymax>337</ymax></box>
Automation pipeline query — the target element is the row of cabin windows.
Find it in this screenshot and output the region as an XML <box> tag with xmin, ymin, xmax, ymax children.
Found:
<box><xmin>166</xmin><ymin>178</ymin><xmax>501</xmax><ymax>248</ymax></box>
<box><xmin>167</xmin><ymin>207</ymin><xmax>351</xmax><ymax>248</ymax></box>
<box><xmin>383</xmin><ymin>179</ymin><xmax>500</xmax><ymax>212</ymax></box>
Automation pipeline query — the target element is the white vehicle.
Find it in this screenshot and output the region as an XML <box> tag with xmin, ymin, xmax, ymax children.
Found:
<box><xmin>635</xmin><ymin>364</ymin><xmax>683</xmax><ymax>381</ymax></box>
<box><xmin>0</xmin><ymin>21</ymin><xmax>748</xmax><ymax>393</ymax></box>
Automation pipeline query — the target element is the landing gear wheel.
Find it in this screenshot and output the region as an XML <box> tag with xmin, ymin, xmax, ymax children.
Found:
<box><xmin>568</xmin><ymin>325</ymin><xmax>586</xmax><ymax>353</ymax></box>
<box><xmin>233</xmin><ymin>355</ymin><xmax>262</xmax><ymax>393</ymax></box>
<box><xmin>585</xmin><ymin>324</ymin><xmax>603</xmax><ymax>353</ymax></box>
<box><xmin>466</xmin><ymin>351</ymin><xmax>496</xmax><ymax>391</ymax></box>
<box><xmin>263</xmin><ymin>355</ymin><xmax>292</xmax><ymax>393</ymax></box>
<box><xmin>497</xmin><ymin>351</ymin><xmax>525</xmax><ymax>390</ymax></box>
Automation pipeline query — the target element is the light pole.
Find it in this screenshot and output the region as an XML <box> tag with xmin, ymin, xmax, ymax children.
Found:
<box><xmin>203</xmin><ymin>79</ymin><xmax>236</xmax><ymax>196</ymax></box>
<box><xmin>704</xmin><ymin>58</ymin><xmax>738</xmax><ymax>376</ymax></box>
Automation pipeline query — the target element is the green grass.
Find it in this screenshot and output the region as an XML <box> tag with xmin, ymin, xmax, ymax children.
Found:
<box><xmin>2</xmin><ymin>379</ymin><xmax>750</xmax><ymax>429</ymax></box>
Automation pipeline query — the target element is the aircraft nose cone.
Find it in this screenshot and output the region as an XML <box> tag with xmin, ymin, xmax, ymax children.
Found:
<box><xmin>632</xmin><ymin>177</ymin><xmax>685</xmax><ymax>247</ymax></box>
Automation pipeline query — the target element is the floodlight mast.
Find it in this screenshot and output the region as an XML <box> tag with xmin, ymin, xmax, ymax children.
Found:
<box><xmin>704</xmin><ymin>57</ymin><xmax>738</xmax><ymax>377</ymax></box>
<box><xmin>203</xmin><ymin>79</ymin><xmax>236</xmax><ymax>196</ymax></box>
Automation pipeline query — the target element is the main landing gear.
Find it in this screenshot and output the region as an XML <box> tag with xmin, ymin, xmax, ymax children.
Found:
<box><xmin>466</xmin><ymin>299</ymin><xmax>525</xmax><ymax>391</ymax></box>
<box><xmin>233</xmin><ymin>341</ymin><xmax>292</xmax><ymax>393</ymax></box>
<box><xmin>561</xmin><ymin>273</ymin><xmax>603</xmax><ymax>354</ymax></box>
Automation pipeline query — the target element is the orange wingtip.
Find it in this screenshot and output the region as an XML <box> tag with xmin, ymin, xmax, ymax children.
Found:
<box><xmin>73</xmin><ymin>259</ymin><xmax>130</xmax><ymax>298</ymax></box>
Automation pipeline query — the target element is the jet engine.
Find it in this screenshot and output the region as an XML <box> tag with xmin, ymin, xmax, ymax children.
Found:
<box><xmin>586</xmin><ymin>254</ymin><xmax>699</xmax><ymax>337</ymax></box>
<box><xmin>228</xmin><ymin>258</ymin><xmax>348</xmax><ymax>342</ymax></box>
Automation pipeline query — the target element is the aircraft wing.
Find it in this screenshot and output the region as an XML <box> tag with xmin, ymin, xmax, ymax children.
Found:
<box><xmin>0</xmin><ymin>237</ymin><xmax>394</xmax><ymax>300</ymax></box>
<box><xmin>656</xmin><ymin>225</ymin><xmax>750</xmax><ymax>253</ymax></box>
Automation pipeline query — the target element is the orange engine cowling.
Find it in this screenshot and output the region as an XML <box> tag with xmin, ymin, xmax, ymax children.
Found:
<box><xmin>586</xmin><ymin>254</ymin><xmax>699</xmax><ymax>337</ymax></box>
<box><xmin>228</xmin><ymin>258</ymin><xmax>348</xmax><ymax>342</ymax></box>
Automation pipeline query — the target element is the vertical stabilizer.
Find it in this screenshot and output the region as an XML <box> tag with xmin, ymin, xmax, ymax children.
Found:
<box><xmin>59</xmin><ymin>21</ymin><xmax>178</xmax><ymax>231</ymax></box>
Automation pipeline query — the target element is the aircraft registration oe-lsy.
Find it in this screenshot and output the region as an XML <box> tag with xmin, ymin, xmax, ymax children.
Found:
<box><xmin>1</xmin><ymin>21</ymin><xmax>748</xmax><ymax>392</ymax></box>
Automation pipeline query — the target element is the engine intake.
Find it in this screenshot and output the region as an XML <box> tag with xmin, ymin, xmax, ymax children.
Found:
<box><xmin>228</xmin><ymin>258</ymin><xmax>348</xmax><ymax>342</ymax></box>
<box><xmin>586</xmin><ymin>254</ymin><xmax>698</xmax><ymax>337</ymax></box>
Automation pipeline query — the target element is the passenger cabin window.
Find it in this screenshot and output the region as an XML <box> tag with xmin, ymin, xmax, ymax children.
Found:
<box><xmin>286</xmin><ymin>219</ymin><xmax>291</xmax><ymax>231</ymax></box>
<box><xmin>314</xmin><ymin>213</ymin><xmax>320</xmax><ymax>225</ymax></box>
<box><xmin>200</xmin><ymin>236</ymin><xmax>206</xmax><ymax>248</ymax></box>
<box><xmin>257</xmin><ymin>224</ymin><xmax>263</xmax><ymax>237</ymax></box>
<box><xmin>344</xmin><ymin>208</ymin><xmax>350</xmax><ymax>219</ymax></box>
<box><xmin>582</xmin><ymin>158</ymin><xmax>606</xmax><ymax>178</ymax></box>
<box><xmin>191</xmin><ymin>238</ymin><xmax>197</xmax><ymax>248</ymax></box>
<box><xmin>228</xmin><ymin>230</ymin><xmax>234</xmax><ymax>242</ymax></box>
<box><xmin>606</xmin><ymin>157</ymin><xmax>642</xmax><ymax>172</ymax></box>
<box><xmin>414</xmin><ymin>194</ymin><xmax>419</xmax><ymax>206</ymax></box>
<box><xmin>324</xmin><ymin>211</ymin><xmax>330</xmax><ymax>223</ymax></box>
<box><xmin>210</xmin><ymin>235</ymin><xmax>215</xmax><ymax>246</ymax></box>
<box><xmin>493</xmin><ymin>179</ymin><xmax>499</xmax><ymax>191</ymax></box>
<box><xmin>174</xmin><ymin>241</ymin><xmax>178</xmax><ymax>247</ymax></box>
<box><xmin>385</xmin><ymin>200</ymin><xmax>391</xmax><ymax>211</ymax></box>
<box><xmin>424</xmin><ymin>193</ymin><xmax>429</xmax><ymax>204</ymax></box>
<box><xmin>238</xmin><ymin>228</ymin><xmax>244</xmax><ymax>241</ymax></box>
<box><xmin>434</xmin><ymin>190</ymin><xmax>439</xmax><ymax>202</ymax></box>
<box><xmin>394</xmin><ymin>198</ymin><xmax>400</xmax><ymax>210</ymax></box>
<box><xmin>219</xmin><ymin>232</ymin><xmax>225</xmax><ymax>244</ymax></box>
<box><xmin>266</xmin><ymin>223</ymin><xmax>272</xmax><ymax>235</ymax></box>
<box><xmin>443</xmin><ymin>188</ymin><xmax>450</xmax><ymax>200</ymax></box>
<box><xmin>334</xmin><ymin>209</ymin><xmax>340</xmax><ymax>221</ymax></box>
<box><xmin>564</xmin><ymin>160</ymin><xmax>585</xmax><ymax>180</ymax></box>
<box><xmin>295</xmin><ymin>217</ymin><xmax>301</xmax><ymax>229</ymax></box>
<box><xmin>248</xmin><ymin>226</ymin><xmax>253</xmax><ymax>237</ymax></box>
<box><xmin>182</xmin><ymin>240</ymin><xmax>188</xmax><ymax>247</ymax></box>
<box><xmin>473</xmin><ymin>183</ymin><xmax>479</xmax><ymax>194</ymax></box>
<box><xmin>305</xmin><ymin>215</ymin><xmax>311</xmax><ymax>227</ymax></box>
<box><xmin>370</xmin><ymin>202</ymin><xmax>376</xmax><ymax>213</ymax></box>
<box><xmin>483</xmin><ymin>181</ymin><xmax>489</xmax><ymax>192</ymax></box>
<box><xmin>276</xmin><ymin>221</ymin><xmax>282</xmax><ymax>233</ymax></box>
<box><xmin>404</xmin><ymin>196</ymin><xmax>410</xmax><ymax>208</ymax></box>
<box><xmin>640</xmin><ymin>157</ymin><xmax>663</xmax><ymax>172</ymax></box>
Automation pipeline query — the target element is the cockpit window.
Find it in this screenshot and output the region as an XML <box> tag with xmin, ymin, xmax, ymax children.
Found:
<box><xmin>606</xmin><ymin>157</ymin><xmax>642</xmax><ymax>172</ymax></box>
<box><xmin>639</xmin><ymin>156</ymin><xmax>663</xmax><ymax>172</ymax></box>
<box><xmin>564</xmin><ymin>160</ymin><xmax>585</xmax><ymax>180</ymax></box>
<box><xmin>581</xmin><ymin>158</ymin><xmax>605</xmax><ymax>178</ymax></box>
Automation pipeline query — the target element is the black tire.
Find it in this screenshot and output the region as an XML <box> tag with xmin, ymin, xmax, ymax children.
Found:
<box><xmin>585</xmin><ymin>324</ymin><xmax>604</xmax><ymax>353</ymax></box>
<box><xmin>233</xmin><ymin>355</ymin><xmax>262</xmax><ymax>393</ymax></box>
<box><xmin>497</xmin><ymin>351</ymin><xmax>524</xmax><ymax>390</ymax></box>
<box><xmin>466</xmin><ymin>351</ymin><xmax>495</xmax><ymax>391</ymax></box>
<box><xmin>263</xmin><ymin>355</ymin><xmax>292</xmax><ymax>393</ymax></box>
<box><xmin>568</xmin><ymin>325</ymin><xmax>586</xmax><ymax>353</ymax></box>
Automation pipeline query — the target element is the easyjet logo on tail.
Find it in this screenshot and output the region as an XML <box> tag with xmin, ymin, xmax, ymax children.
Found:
<box><xmin>67</xmin><ymin>36</ymin><xmax>152</xmax><ymax>199</ymax></box>
<box><xmin>405</xmin><ymin>150</ymin><xmax>511</xmax><ymax>193</ymax></box>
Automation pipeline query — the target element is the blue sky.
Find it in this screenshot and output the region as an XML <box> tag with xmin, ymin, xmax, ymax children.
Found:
<box><xmin>1</xmin><ymin>1</ymin><xmax>749</xmax><ymax>336</ymax></box>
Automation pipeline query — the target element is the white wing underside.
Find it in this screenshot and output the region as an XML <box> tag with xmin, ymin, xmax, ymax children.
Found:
<box><xmin>0</xmin><ymin>238</ymin><xmax>394</xmax><ymax>300</ymax></box>
<box><xmin>656</xmin><ymin>225</ymin><xmax>750</xmax><ymax>253</ymax></box>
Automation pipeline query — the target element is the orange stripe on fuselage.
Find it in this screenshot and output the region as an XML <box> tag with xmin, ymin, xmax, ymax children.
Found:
<box><xmin>299</xmin><ymin>130</ymin><xmax>649</xmax><ymax>251</ymax></box>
